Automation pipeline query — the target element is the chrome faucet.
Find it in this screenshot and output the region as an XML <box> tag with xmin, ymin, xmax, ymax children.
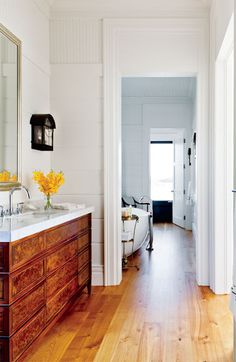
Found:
<box><xmin>9</xmin><ymin>186</ymin><xmax>30</xmax><ymax>216</ymax></box>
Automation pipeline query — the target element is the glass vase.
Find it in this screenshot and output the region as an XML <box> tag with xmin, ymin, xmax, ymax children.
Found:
<box><xmin>44</xmin><ymin>194</ymin><xmax>52</xmax><ymax>211</ymax></box>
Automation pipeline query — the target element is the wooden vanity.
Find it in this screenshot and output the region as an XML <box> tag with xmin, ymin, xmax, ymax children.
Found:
<box><xmin>0</xmin><ymin>212</ymin><xmax>92</xmax><ymax>362</ymax></box>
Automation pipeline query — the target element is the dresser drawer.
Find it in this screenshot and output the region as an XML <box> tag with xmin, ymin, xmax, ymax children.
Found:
<box><xmin>0</xmin><ymin>259</ymin><xmax>45</xmax><ymax>305</ymax></box>
<box><xmin>78</xmin><ymin>232</ymin><xmax>90</xmax><ymax>252</ymax></box>
<box><xmin>46</xmin><ymin>239</ymin><xmax>77</xmax><ymax>274</ymax></box>
<box><xmin>0</xmin><ymin>260</ymin><xmax>47</xmax><ymax>305</ymax></box>
<box><xmin>0</xmin><ymin>283</ymin><xmax>45</xmax><ymax>337</ymax></box>
<box><xmin>46</xmin><ymin>256</ymin><xmax>77</xmax><ymax>299</ymax></box>
<box><xmin>11</xmin><ymin>283</ymin><xmax>45</xmax><ymax>334</ymax></box>
<box><xmin>0</xmin><ymin>243</ymin><xmax>10</xmax><ymax>272</ymax></box>
<box><xmin>46</xmin><ymin>219</ymin><xmax>79</xmax><ymax>248</ymax></box>
<box><xmin>78</xmin><ymin>215</ymin><xmax>90</xmax><ymax>234</ymax></box>
<box><xmin>11</xmin><ymin>234</ymin><xmax>45</xmax><ymax>271</ymax></box>
<box><xmin>78</xmin><ymin>264</ymin><xmax>90</xmax><ymax>287</ymax></box>
<box><xmin>11</xmin><ymin>307</ymin><xmax>46</xmax><ymax>362</ymax></box>
<box><xmin>10</xmin><ymin>259</ymin><xmax>45</xmax><ymax>302</ymax></box>
<box><xmin>0</xmin><ymin>275</ymin><xmax>8</xmax><ymax>305</ymax></box>
<box><xmin>46</xmin><ymin>277</ymin><xmax>78</xmax><ymax>322</ymax></box>
<box><xmin>78</xmin><ymin>248</ymin><xmax>90</xmax><ymax>271</ymax></box>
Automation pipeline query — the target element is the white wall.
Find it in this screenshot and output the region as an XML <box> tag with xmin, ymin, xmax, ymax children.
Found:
<box><xmin>50</xmin><ymin>18</ymin><xmax>104</xmax><ymax>285</ymax></box>
<box><xmin>122</xmin><ymin>95</ymin><xmax>195</xmax><ymax>230</ymax></box>
<box><xmin>0</xmin><ymin>0</ymin><xmax>51</xmax><ymax>204</ymax></box>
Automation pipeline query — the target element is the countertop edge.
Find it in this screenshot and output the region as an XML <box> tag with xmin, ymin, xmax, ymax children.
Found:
<box><xmin>0</xmin><ymin>206</ymin><xmax>94</xmax><ymax>242</ymax></box>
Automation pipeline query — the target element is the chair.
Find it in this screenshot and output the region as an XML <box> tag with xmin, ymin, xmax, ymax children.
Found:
<box><xmin>132</xmin><ymin>196</ymin><xmax>151</xmax><ymax>212</ymax></box>
<box><xmin>121</xmin><ymin>214</ymin><xmax>139</xmax><ymax>270</ymax></box>
<box><xmin>121</xmin><ymin>196</ymin><xmax>136</xmax><ymax>208</ymax></box>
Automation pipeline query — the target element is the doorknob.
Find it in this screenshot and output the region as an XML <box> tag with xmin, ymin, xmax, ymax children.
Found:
<box><xmin>171</xmin><ymin>190</ymin><xmax>174</xmax><ymax>193</ymax></box>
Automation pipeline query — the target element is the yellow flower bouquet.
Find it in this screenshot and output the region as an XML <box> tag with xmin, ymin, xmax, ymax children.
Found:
<box><xmin>0</xmin><ymin>170</ymin><xmax>17</xmax><ymax>182</ymax></box>
<box><xmin>33</xmin><ymin>170</ymin><xmax>64</xmax><ymax>210</ymax></box>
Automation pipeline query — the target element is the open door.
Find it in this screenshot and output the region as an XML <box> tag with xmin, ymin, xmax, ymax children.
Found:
<box><xmin>173</xmin><ymin>132</ymin><xmax>185</xmax><ymax>228</ymax></box>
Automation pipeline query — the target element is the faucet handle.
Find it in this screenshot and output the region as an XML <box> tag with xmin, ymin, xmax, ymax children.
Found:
<box><xmin>16</xmin><ymin>202</ymin><xmax>24</xmax><ymax>214</ymax></box>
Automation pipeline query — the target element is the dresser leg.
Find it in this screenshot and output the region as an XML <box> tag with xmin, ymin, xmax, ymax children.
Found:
<box><xmin>87</xmin><ymin>281</ymin><xmax>92</xmax><ymax>295</ymax></box>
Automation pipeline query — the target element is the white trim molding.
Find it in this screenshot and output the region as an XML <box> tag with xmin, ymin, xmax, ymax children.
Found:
<box><xmin>213</xmin><ymin>14</ymin><xmax>234</xmax><ymax>294</ymax></box>
<box><xmin>103</xmin><ymin>18</ymin><xmax>209</xmax><ymax>286</ymax></box>
<box><xmin>50</xmin><ymin>1</ymin><xmax>210</xmax><ymax>19</ymax></box>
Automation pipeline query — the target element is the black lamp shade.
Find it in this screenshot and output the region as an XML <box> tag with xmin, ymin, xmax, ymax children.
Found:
<box><xmin>30</xmin><ymin>114</ymin><xmax>56</xmax><ymax>151</ymax></box>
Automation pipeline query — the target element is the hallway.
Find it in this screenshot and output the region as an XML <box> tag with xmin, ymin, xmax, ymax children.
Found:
<box><xmin>26</xmin><ymin>224</ymin><xmax>233</xmax><ymax>362</ymax></box>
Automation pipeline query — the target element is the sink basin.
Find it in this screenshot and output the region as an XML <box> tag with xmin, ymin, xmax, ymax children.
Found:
<box><xmin>2</xmin><ymin>208</ymin><xmax>69</xmax><ymax>221</ymax></box>
<box><xmin>32</xmin><ymin>209</ymin><xmax>63</xmax><ymax>217</ymax></box>
<box><xmin>3</xmin><ymin>211</ymin><xmax>34</xmax><ymax>219</ymax></box>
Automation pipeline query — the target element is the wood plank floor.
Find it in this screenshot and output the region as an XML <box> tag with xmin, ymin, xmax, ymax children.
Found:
<box><xmin>26</xmin><ymin>224</ymin><xmax>233</xmax><ymax>362</ymax></box>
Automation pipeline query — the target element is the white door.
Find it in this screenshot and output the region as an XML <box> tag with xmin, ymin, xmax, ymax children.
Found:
<box><xmin>173</xmin><ymin>133</ymin><xmax>184</xmax><ymax>227</ymax></box>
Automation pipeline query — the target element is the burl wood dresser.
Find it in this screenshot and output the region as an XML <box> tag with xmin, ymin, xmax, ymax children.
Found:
<box><xmin>0</xmin><ymin>211</ymin><xmax>92</xmax><ymax>362</ymax></box>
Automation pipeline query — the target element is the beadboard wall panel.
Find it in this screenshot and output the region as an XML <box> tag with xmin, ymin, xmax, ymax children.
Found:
<box><xmin>50</xmin><ymin>52</ymin><xmax>104</xmax><ymax>284</ymax></box>
<box><xmin>50</xmin><ymin>18</ymin><xmax>102</xmax><ymax>64</ymax></box>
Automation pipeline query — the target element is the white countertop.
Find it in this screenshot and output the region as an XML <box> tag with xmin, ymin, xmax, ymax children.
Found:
<box><xmin>0</xmin><ymin>206</ymin><xmax>94</xmax><ymax>242</ymax></box>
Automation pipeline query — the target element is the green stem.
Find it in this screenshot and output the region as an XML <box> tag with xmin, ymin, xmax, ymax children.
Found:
<box><xmin>45</xmin><ymin>194</ymin><xmax>52</xmax><ymax>210</ymax></box>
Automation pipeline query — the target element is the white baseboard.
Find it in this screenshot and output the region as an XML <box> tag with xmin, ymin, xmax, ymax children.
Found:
<box><xmin>92</xmin><ymin>265</ymin><xmax>104</xmax><ymax>286</ymax></box>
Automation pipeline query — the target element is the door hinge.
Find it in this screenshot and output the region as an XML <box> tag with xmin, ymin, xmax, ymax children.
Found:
<box><xmin>184</xmin><ymin>138</ymin><xmax>186</xmax><ymax>143</ymax></box>
<box><xmin>184</xmin><ymin>215</ymin><xmax>186</xmax><ymax>220</ymax></box>
<box><xmin>183</xmin><ymin>164</ymin><xmax>186</xmax><ymax>169</ymax></box>
<box><xmin>183</xmin><ymin>190</ymin><xmax>186</xmax><ymax>195</ymax></box>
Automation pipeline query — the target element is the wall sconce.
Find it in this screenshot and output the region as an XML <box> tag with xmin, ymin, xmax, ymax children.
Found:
<box><xmin>188</xmin><ymin>148</ymin><xmax>191</xmax><ymax>166</ymax></box>
<box><xmin>30</xmin><ymin>114</ymin><xmax>56</xmax><ymax>151</ymax></box>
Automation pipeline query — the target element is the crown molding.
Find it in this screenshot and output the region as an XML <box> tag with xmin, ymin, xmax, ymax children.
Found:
<box><xmin>50</xmin><ymin>0</ymin><xmax>210</xmax><ymax>19</ymax></box>
<box><xmin>51</xmin><ymin>8</ymin><xmax>210</xmax><ymax>20</ymax></box>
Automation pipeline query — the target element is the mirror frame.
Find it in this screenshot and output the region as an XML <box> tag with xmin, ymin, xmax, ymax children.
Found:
<box><xmin>0</xmin><ymin>24</ymin><xmax>22</xmax><ymax>191</ymax></box>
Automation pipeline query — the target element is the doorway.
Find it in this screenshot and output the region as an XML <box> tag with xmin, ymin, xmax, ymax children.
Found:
<box><xmin>149</xmin><ymin>127</ymin><xmax>189</xmax><ymax>230</ymax></box>
<box><xmin>103</xmin><ymin>18</ymin><xmax>209</xmax><ymax>286</ymax></box>
<box><xmin>150</xmin><ymin>141</ymin><xmax>174</xmax><ymax>223</ymax></box>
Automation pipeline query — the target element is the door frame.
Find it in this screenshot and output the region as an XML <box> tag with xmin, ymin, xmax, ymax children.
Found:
<box><xmin>213</xmin><ymin>15</ymin><xmax>234</xmax><ymax>294</ymax></box>
<box><xmin>103</xmin><ymin>18</ymin><xmax>209</xmax><ymax>286</ymax></box>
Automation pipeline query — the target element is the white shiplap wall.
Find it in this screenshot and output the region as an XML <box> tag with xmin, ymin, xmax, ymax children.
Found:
<box><xmin>50</xmin><ymin>17</ymin><xmax>104</xmax><ymax>285</ymax></box>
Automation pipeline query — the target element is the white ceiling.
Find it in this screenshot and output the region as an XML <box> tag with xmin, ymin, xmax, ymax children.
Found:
<box><xmin>122</xmin><ymin>77</ymin><xmax>196</xmax><ymax>100</ymax></box>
